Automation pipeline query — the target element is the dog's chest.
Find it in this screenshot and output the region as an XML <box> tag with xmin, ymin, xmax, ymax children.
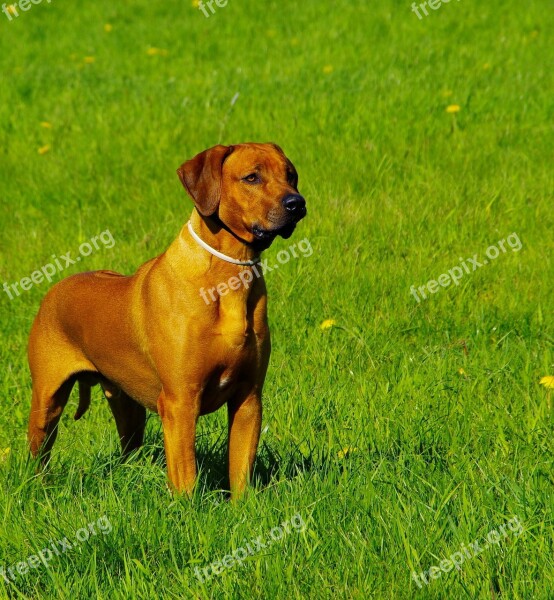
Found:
<box><xmin>215</xmin><ymin>293</ymin><xmax>258</xmax><ymax>349</ymax></box>
<box><xmin>213</xmin><ymin>313</ymin><xmax>259</xmax><ymax>372</ymax></box>
<box><xmin>199</xmin><ymin>345</ymin><xmax>257</xmax><ymax>414</ymax></box>
<box><xmin>197</xmin><ymin>303</ymin><xmax>265</xmax><ymax>414</ymax></box>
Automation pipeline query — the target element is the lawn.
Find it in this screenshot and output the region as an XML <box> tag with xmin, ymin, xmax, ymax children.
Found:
<box><xmin>0</xmin><ymin>0</ymin><xmax>553</xmax><ymax>598</ymax></box>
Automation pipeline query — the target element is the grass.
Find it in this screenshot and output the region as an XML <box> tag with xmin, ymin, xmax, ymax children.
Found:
<box><xmin>1</xmin><ymin>0</ymin><xmax>553</xmax><ymax>597</ymax></box>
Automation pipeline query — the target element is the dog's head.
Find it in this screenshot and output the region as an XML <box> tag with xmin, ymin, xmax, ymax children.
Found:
<box><xmin>177</xmin><ymin>143</ymin><xmax>306</xmax><ymax>251</ymax></box>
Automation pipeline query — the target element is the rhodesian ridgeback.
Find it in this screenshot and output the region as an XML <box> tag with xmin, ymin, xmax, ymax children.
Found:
<box><xmin>27</xmin><ymin>142</ymin><xmax>306</xmax><ymax>499</ymax></box>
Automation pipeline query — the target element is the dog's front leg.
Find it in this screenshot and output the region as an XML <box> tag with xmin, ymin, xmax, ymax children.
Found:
<box><xmin>227</xmin><ymin>389</ymin><xmax>262</xmax><ymax>500</ymax></box>
<box><xmin>157</xmin><ymin>389</ymin><xmax>199</xmax><ymax>496</ymax></box>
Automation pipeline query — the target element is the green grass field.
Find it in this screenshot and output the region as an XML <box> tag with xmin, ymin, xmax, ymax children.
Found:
<box><xmin>1</xmin><ymin>0</ymin><xmax>553</xmax><ymax>597</ymax></box>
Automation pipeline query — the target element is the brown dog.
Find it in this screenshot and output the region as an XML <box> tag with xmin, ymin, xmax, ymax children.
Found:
<box><xmin>27</xmin><ymin>142</ymin><xmax>306</xmax><ymax>499</ymax></box>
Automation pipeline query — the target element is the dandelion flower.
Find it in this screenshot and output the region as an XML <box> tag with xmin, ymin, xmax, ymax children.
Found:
<box><xmin>38</xmin><ymin>145</ymin><xmax>51</xmax><ymax>155</ymax></box>
<box><xmin>320</xmin><ymin>319</ymin><xmax>336</xmax><ymax>330</ymax></box>
<box><xmin>539</xmin><ymin>376</ymin><xmax>554</xmax><ymax>389</ymax></box>
<box><xmin>446</xmin><ymin>104</ymin><xmax>461</xmax><ymax>114</ymax></box>
<box><xmin>338</xmin><ymin>447</ymin><xmax>358</xmax><ymax>459</ymax></box>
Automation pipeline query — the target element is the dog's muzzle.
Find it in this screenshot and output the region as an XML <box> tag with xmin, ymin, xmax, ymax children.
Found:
<box><xmin>251</xmin><ymin>194</ymin><xmax>307</xmax><ymax>249</ymax></box>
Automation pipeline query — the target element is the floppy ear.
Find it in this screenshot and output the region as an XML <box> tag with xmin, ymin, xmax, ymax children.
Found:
<box><xmin>177</xmin><ymin>145</ymin><xmax>234</xmax><ymax>216</ymax></box>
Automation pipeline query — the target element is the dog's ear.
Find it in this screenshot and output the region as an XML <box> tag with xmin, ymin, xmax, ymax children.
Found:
<box><xmin>177</xmin><ymin>145</ymin><xmax>234</xmax><ymax>216</ymax></box>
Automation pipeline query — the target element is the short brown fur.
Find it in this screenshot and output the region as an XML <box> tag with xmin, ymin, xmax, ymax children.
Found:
<box><xmin>27</xmin><ymin>142</ymin><xmax>306</xmax><ymax>499</ymax></box>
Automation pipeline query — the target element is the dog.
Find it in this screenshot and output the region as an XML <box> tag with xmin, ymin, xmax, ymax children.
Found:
<box><xmin>27</xmin><ymin>142</ymin><xmax>306</xmax><ymax>499</ymax></box>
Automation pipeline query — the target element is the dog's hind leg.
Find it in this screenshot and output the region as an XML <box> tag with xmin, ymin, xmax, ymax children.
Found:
<box><xmin>106</xmin><ymin>391</ymin><xmax>147</xmax><ymax>455</ymax></box>
<box><xmin>28</xmin><ymin>377</ymin><xmax>75</xmax><ymax>466</ymax></box>
<box><xmin>28</xmin><ymin>323</ymin><xmax>97</xmax><ymax>466</ymax></box>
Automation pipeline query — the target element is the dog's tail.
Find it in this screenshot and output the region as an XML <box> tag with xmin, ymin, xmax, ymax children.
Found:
<box><xmin>74</xmin><ymin>380</ymin><xmax>92</xmax><ymax>420</ymax></box>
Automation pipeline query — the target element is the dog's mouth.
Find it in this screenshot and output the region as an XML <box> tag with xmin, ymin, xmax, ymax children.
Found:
<box><xmin>251</xmin><ymin>221</ymin><xmax>298</xmax><ymax>251</ymax></box>
<box><xmin>253</xmin><ymin>221</ymin><xmax>297</xmax><ymax>240</ymax></box>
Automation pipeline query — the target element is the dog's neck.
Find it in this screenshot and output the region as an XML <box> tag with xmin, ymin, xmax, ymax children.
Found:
<box><xmin>187</xmin><ymin>210</ymin><xmax>260</xmax><ymax>265</ymax></box>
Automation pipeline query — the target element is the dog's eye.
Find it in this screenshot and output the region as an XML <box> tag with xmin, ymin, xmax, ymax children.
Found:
<box><xmin>243</xmin><ymin>173</ymin><xmax>260</xmax><ymax>184</ymax></box>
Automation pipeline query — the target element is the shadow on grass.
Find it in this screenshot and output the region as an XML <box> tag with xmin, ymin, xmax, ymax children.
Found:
<box><xmin>15</xmin><ymin>415</ymin><xmax>337</xmax><ymax>500</ymax></box>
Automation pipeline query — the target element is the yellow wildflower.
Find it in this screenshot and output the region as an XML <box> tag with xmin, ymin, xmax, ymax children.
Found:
<box><xmin>338</xmin><ymin>447</ymin><xmax>358</xmax><ymax>459</ymax></box>
<box><xmin>539</xmin><ymin>376</ymin><xmax>554</xmax><ymax>390</ymax></box>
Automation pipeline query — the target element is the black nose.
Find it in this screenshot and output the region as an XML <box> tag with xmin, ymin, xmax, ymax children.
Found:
<box><xmin>282</xmin><ymin>194</ymin><xmax>306</xmax><ymax>214</ymax></box>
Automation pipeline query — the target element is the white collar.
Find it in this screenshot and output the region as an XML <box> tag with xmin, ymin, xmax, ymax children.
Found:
<box><xmin>187</xmin><ymin>221</ymin><xmax>260</xmax><ymax>266</ymax></box>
